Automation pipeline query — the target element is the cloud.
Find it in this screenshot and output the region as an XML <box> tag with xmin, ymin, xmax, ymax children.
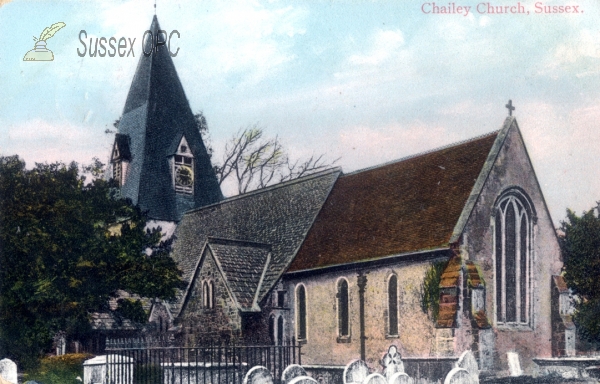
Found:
<box><xmin>349</xmin><ymin>29</ymin><xmax>405</xmax><ymax>66</ymax></box>
<box><xmin>1</xmin><ymin>118</ymin><xmax>111</xmax><ymax>167</ymax></box>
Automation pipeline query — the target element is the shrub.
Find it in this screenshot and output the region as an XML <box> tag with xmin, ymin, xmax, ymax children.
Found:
<box><xmin>23</xmin><ymin>353</ymin><xmax>93</xmax><ymax>384</ymax></box>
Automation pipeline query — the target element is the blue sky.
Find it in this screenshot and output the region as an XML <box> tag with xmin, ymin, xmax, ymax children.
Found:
<box><xmin>1</xmin><ymin>0</ymin><xmax>599</xmax><ymax>225</ymax></box>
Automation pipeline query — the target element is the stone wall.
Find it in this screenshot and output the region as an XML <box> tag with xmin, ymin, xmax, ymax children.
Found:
<box><xmin>458</xmin><ymin>122</ymin><xmax>563</xmax><ymax>375</ymax></box>
<box><xmin>180</xmin><ymin>248</ymin><xmax>242</xmax><ymax>344</ymax></box>
<box><xmin>282</xmin><ymin>258</ymin><xmax>443</xmax><ymax>367</ymax></box>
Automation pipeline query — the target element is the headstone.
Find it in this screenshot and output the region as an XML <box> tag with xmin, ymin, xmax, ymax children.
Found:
<box><xmin>343</xmin><ymin>359</ymin><xmax>369</xmax><ymax>384</ymax></box>
<box><xmin>381</xmin><ymin>345</ymin><xmax>404</xmax><ymax>380</ymax></box>
<box><xmin>389</xmin><ymin>372</ymin><xmax>412</xmax><ymax>384</ymax></box>
<box><xmin>444</xmin><ymin>367</ymin><xmax>472</xmax><ymax>384</ymax></box>
<box><xmin>244</xmin><ymin>366</ymin><xmax>274</xmax><ymax>384</ymax></box>
<box><xmin>506</xmin><ymin>352</ymin><xmax>522</xmax><ymax>377</ymax></box>
<box><xmin>282</xmin><ymin>364</ymin><xmax>308</xmax><ymax>384</ymax></box>
<box><xmin>83</xmin><ymin>355</ymin><xmax>106</xmax><ymax>384</ymax></box>
<box><xmin>456</xmin><ymin>350</ymin><xmax>479</xmax><ymax>384</ymax></box>
<box><xmin>0</xmin><ymin>359</ymin><xmax>17</xmax><ymax>384</ymax></box>
<box><xmin>362</xmin><ymin>373</ymin><xmax>387</xmax><ymax>384</ymax></box>
<box><xmin>288</xmin><ymin>376</ymin><xmax>318</xmax><ymax>384</ymax></box>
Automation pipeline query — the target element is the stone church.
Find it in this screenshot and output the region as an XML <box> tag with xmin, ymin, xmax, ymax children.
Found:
<box><xmin>109</xmin><ymin>16</ymin><xmax>574</xmax><ymax>377</ymax></box>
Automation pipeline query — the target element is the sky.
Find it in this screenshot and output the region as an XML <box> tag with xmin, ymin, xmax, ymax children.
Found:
<box><xmin>0</xmin><ymin>0</ymin><xmax>599</xmax><ymax>226</ymax></box>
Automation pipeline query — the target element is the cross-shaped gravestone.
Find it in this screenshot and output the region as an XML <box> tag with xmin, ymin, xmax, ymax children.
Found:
<box><xmin>363</xmin><ymin>373</ymin><xmax>387</xmax><ymax>384</ymax></box>
<box><xmin>389</xmin><ymin>372</ymin><xmax>412</xmax><ymax>384</ymax></box>
<box><xmin>243</xmin><ymin>366</ymin><xmax>274</xmax><ymax>384</ymax></box>
<box><xmin>343</xmin><ymin>359</ymin><xmax>369</xmax><ymax>384</ymax></box>
<box><xmin>282</xmin><ymin>364</ymin><xmax>307</xmax><ymax>384</ymax></box>
<box><xmin>381</xmin><ymin>345</ymin><xmax>404</xmax><ymax>380</ymax></box>
<box><xmin>444</xmin><ymin>367</ymin><xmax>472</xmax><ymax>384</ymax></box>
<box><xmin>505</xmin><ymin>100</ymin><xmax>515</xmax><ymax>116</ymax></box>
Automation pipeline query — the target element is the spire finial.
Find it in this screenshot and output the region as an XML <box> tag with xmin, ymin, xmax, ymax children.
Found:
<box><xmin>505</xmin><ymin>99</ymin><xmax>515</xmax><ymax>117</ymax></box>
<box><xmin>154</xmin><ymin>0</ymin><xmax>156</xmax><ymax>15</ymax></box>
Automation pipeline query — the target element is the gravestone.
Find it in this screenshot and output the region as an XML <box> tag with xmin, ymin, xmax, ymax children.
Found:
<box><xmin>444</xmin><ymin>367</ymin><xmax>472</xmax><ymax>384</ymax></box>
<box><xmin>282</xmin><ymin>364</ymin><xmax>307</xmax><ymax>384</ymax></box>
<box><xmin>288</xmin><ymin>376</ymin><xmax>318</xmax><ymax>384</ymax></box>
<box><xmin>456</xmin><ymin>350</ymin><xmax>479</xmax><ymax>384</ymax></box>
<box><xmin>343</xmin><ymin>359</ymin><xmax>369</xmax><ymax>384</ymax></box>
<box><xmin>389</xmin><ymin>372</ymin><xmax>412</xmax><ymax>384</ymax></box>
<box><xmin>83</xmin><ymin>355</ymin><xmax>106</xmax><ymax>384</ymax></box>
<box><xmin>363</xmin><ymin>373</ymin><xmax>387</xmax><ymax>384</ymax></box>
<box><xmin>381</xmin><ymin>345</ymin><xmax>404</xmax><ymax>380</ymax></box>
<box><xmin>244</xmin><ymin>366</ymin><xmax>274</xmax><ymax>384</ymax></box>
<box><xmin>0</xmin><ymin>359</ymin><xmax>17</xmax><ymax>384</ymax></box>
<box><xmin>506</xmin><ymin>352</ymin><xmax>522</xmax><ymax>377</ymax></box>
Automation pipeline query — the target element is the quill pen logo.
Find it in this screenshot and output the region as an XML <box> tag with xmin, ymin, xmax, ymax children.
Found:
<box><xmin>23</xmin><ymin>22</ymin><xmax>66</xmax><ymax>61</ymax></box>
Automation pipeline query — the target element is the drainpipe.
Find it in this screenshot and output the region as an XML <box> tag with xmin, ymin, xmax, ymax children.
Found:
<box><xmin>357</xmin><ymin>272</ymin><xmax>368</xmax><ymax>361</ymax></box>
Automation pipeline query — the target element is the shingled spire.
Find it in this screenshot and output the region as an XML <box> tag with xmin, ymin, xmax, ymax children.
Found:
<box><xmin>112</xmin><ymin>15</ymin><xmax>222</xmax><ymax>221</ymax></box>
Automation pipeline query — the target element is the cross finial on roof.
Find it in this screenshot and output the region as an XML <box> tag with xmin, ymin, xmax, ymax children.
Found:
<box><xmin>154</xmin><ymin>0</ymin><xmax>156</xmax><ymax>14</ymax></box>
<box><xmin>505</xmin><ymin>99</ymin><xmax>515</xmax><ymax>116</ymax></box>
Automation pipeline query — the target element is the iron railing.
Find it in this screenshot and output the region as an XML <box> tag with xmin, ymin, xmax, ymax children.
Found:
<box><xmin>105</xmin><ymin>342</ymin><xmax>302</xmax><ymax>384</ymax></box>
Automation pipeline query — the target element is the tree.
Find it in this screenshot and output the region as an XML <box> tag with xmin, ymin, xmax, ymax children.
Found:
<box><xmin>194</xmin><ymin>111</ymin><xmax>213</xmax><ymax>159</ymax></box>
<box><xmin>215</xmin><ymin>125</ymin><xmax>333</xmax><ymax>194</ymax></box>
<box><xmin>0</xmin><ymin>156</ymin><xmax>184</xmax><ymax>368</ymax></box>
<box><xmin>560</xmin><ymin>203</ymin><xmax>600</xmax><ymax>342</ymax></box>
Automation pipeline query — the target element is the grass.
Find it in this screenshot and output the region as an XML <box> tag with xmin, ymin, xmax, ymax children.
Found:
<box><xmin>23</xmin><ymin>353</ymin><xmax>93</xmax><ymax>384</ymax></box>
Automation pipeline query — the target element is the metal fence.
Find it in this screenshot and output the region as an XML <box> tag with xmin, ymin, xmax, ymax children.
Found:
<box><xmin>105</xmin><ymin>342</ymin><xmax>302</xmax><ymax>384</ymax></box>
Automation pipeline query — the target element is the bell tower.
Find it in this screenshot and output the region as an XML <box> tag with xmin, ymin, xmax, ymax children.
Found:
<box><xmin>110</xmin><ymin>15</ymin><xmax>222</xmax><ymax>221</ymax></box>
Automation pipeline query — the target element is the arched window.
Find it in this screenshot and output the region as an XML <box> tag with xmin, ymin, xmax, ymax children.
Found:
<box><xmin>494</xmin><ymin>190</ymin><xmax>533</xmax><ymax>325</ymax></box>
<box><xmin>296</xmin><ymin>285</ymin><xmax>307</xmax><ymax>340</ymax></box>
<box><xmin>202</xmin><ymin>281</ymin><xmax>209</xmax><ymax>308</ymax></box>
<box><xmin>277</xmin><ymin>316</ymin><xmax>284</xmax><ymax>345</ymax></box>
<box><xmin>388</xmin><ymin>275</ymin><xmax>398</xmax><ymax>336</ymax></box>
<box><xmin>337</xmin><ymin>278</ymin><xmax>349</xmax><ymax>337</ymax></box>
<box><xmin>269</xmin><ymin>315</ymin><xmax>276</xmax><ymax>345</ymax></box>
<box><xmin>202</xmin><ymin>280</ymin><xmax>214</xmax><ymax>309</ymax></box>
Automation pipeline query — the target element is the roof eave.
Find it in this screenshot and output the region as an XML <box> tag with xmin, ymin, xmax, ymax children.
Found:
<box><xmin>449</xmin><ymin>117</ymin><xmax>514</xmax><ymax>244</ymax></box>
<box><xmin>285</xmin><ymin>247</ymin><xmax>451</xmax><ymax>277</ymax></box>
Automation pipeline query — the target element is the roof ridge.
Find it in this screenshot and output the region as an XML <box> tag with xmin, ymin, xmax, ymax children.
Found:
<box><xmin>184</xmin><ymin>166</ymin><xmax>342</xmax><ymax>215</ymax></box>
<box><xmin>207</xmin><ymin>236</ymin><xmax>272</xmax><ymax>249</ymax></box>
<box><xmin>344</xmin><ymin>130</ymin><xmax>500</xmax><ymax>177</ymax></box>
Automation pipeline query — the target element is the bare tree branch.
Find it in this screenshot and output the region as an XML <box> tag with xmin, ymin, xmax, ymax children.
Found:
<box><xmin>212</xmin><ymin>125</ymin><xmax>337</xmax><ymax>195</ymax></box>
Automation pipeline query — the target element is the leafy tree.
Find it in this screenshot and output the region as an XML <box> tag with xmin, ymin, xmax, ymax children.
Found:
<box><xmin>0</xmin><ymin>156</ymin><xmax>184</xmax><ymax>368</ymax></box>
<box><xmin>560</xmin><ymin>203</ymin><xmax>600</xmax><ymax>342</ymax></box>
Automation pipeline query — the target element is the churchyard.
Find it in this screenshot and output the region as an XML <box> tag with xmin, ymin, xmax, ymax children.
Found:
<box><xmin>2</xmin><ymin>345</ymin><xmax>597</xmax><ymax>384</ymax></box>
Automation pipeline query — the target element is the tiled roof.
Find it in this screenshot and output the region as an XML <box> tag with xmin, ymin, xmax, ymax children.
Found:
<box><xmin>288</xmin><ymin>132</ymin><xmax>498</xmax><ymax>272</ymax></box>
<box><xmin>440</xmin><ymin>255</ymin><xmax>462</xmax><ymax>288</ymax></box>
<box><xmin>116</xmin><ymin>16</ymin><xmax>222</xmax><ymax>221</ymax></box>
<box><xmin>465</xmin><ymin>261</ymin><xmax>484</xmax><ymax>288</ymax></box>
<box><xmin>207</xmin><ymin>238</ymin><xmax>271</xmax><ymax>310</ymax></box>
<box><xmin>90</xmin><ymin>312</ymin><xmax>139</xmax><ymax>331</ymax></box>
<box><xmin>170</xmin><ymin>169</ymin><xmax>340</xmax><ymax>316</ymax></box>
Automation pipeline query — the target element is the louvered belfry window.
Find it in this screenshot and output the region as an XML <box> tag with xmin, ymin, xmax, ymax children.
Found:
<box><xmin>495</xmin><ymin>191</ymin><xmax>532</xmax><ymax>325</ymax></box>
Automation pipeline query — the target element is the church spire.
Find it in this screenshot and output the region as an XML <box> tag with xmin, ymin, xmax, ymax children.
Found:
<box><xmin>112</xmin><ymin>15</ymin><xmax>222</xmax><ymax>222</ymax></box>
